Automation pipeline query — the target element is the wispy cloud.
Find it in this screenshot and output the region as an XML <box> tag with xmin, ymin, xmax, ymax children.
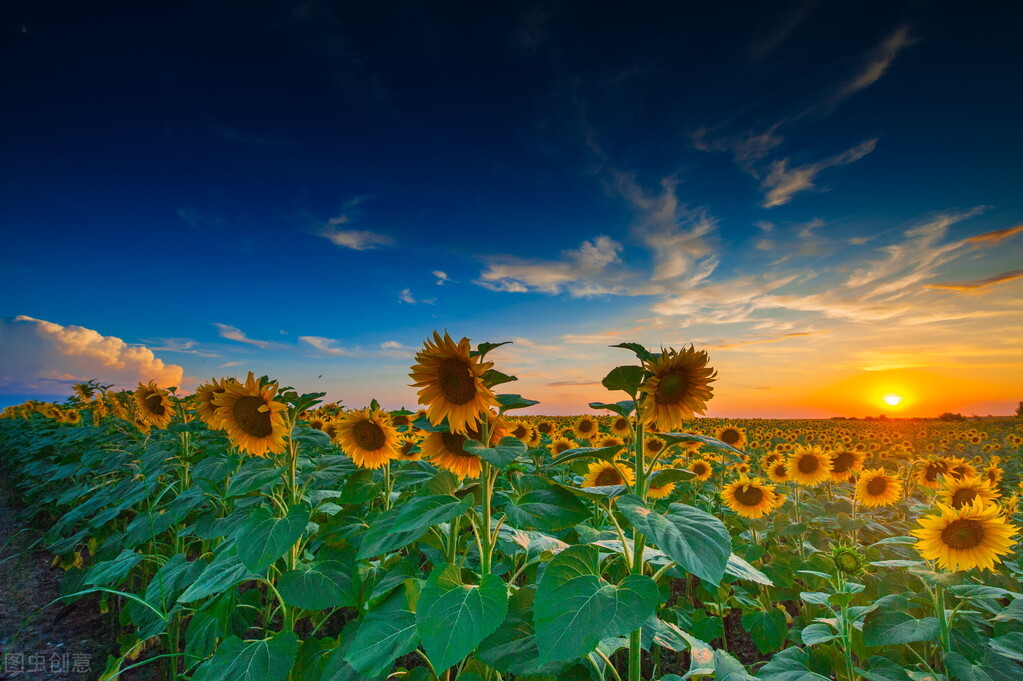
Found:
<box><xmin>761</xmin><ymin>138</ymin><xmax>877</xmax><ymax>207</ymax></box>
<box><xmin>432</xmin><ymin>270</ymin><xmax>450</xmax><ymax>285</ymax></box>
<box><xmin>924</xmin><ymin>269</ymin><xmax>1023</xmax><ymax>291</ymax></box>
<box><xmin>298</xmin><ymin>336</ymin><xmax>354</xmax><ymax>356</ymax></box>
<box><xmin>321</xmin><ymin>228</ymin><xmax>393</xmax><ymax>250</ymax></box>
<box><xmin>709</xmin><ymin>330</ymin><xmax>828</xmax><ymax>350</ymax></box>
<box><xmin>964</xmin><ymin>225</ymin><xmax>1023</xmax><ymax>244</ymax></box>
<box><xmin>213</xmin><ymin>323</ymin><xmax>275</xmax><ymax>350</ymax></box>
<box><xmin>477</xmin><ymin>235</ymin><xmax>624</xmax><ymax>296</ymax></box>
<box><xmin>827</xmin><ymin>25</ymin><xmax>917</xmax><ymax>108</ymax></box>
<box><xmin>146</xmin><ymin>338</ymin><xmax>222</xmax><ymax>358</ymax></box>
<box><xmin>220</xmin><ymin>361</ymin><xmax>244</xmax><ymax>368</ymax></box>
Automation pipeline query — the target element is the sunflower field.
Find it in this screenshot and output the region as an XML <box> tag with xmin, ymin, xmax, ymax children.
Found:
<box><xmin>2</xmin><ymin>334</ymin><xmax>1022</xmax><ymax>681</ymax></box>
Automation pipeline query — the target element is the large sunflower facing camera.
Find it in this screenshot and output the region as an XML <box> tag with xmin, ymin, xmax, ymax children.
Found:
<box><xmin>638</xmin><ymin>346</ymin><xmax>716</xmax><ymax>432</ymax></box>
<box><xmin>212</xmin><ymin>372</ymin><xmax>289</xmax><ymax>457</ymax></box>
<box><xmin>409</xmin><ymin>331</ymin><xmax>499</xmax><ymax>435</ymax></box>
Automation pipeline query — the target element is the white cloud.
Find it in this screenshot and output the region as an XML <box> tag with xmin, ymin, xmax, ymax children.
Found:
<box><xmin>380</xmin><ymin>341</ymin><xmax>405</xmax><ymax>349</ymax></box>
<box><xmin>213</xmin><ymin>323</ymin><xmax>274</xmax><ymax>349</ymax></box>
<box><xmin>477</xmin><ymin>235</ymin><xmax>624</xmax><ymax>296</ymax></box>
<box><xmin>220</xmin><ymin>361</ymin><xmax>245</xmax><ymax>368</ymax></box>
<box><xmin>298</xmin><ymin>336</ymin><xmax>354</xmax><ymax>356</ymax></box>
<box><xmin>432</xmin><ymin>270</ymin><xmax>450</xmax><ymax>285</ymax></box>
<box><xmin>830</xmin><ymin>26</ymin><xmax>917</xmax><ymax>106</ymax></box>
<box><xmin>0</xmin><ymin>316</ymin><xmax>185</xmax><ymax>393</ymax></box>
<box><xmin>761</xmin><ymin>138</ymin><xmax>877</xmax><ymax>208</ymax></box>
<box><xmin>320</xmin><ymin>228</ymin><xmax>394</xmax><ymax>250</ymax></box>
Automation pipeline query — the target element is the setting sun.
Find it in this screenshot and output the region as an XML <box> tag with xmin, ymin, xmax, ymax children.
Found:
<box><xmin>883</xmin><ymin>393</ymin><xmax>903</xmax><ymax>406</ymax></box>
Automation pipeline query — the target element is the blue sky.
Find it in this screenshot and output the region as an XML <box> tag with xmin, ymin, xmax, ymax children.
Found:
<box><xmin>2</xmin><ymin>1</ymin><xmax>1022</xmax><ymax>417</ymax></box>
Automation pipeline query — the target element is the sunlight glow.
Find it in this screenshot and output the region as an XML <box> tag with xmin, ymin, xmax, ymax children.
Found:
<box><xmin>883</xmin><ymin>393</ymin><xmax>903</xmax><ymax>406</ymax></box>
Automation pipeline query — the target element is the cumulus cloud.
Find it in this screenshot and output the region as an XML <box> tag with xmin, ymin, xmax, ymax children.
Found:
<box><xmin>761</xmin><ymin>138</ymin><xmax>877</xmax><ymax>208</ymax></box>
<box><xmin>0</xmin><ymin>316</ymin><xmax>185</xmax><ymax>394</ymax></box>
<box><xmin>477</xmin><ymin>235</ymin><xmax>624</xmax><ymax>296</ymax></box>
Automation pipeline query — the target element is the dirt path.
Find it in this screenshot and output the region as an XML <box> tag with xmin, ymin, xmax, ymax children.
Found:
<box><xmin>0</xmin><ymin>476</ymin><xmax>118</xmax><ymax>681</ymax></box>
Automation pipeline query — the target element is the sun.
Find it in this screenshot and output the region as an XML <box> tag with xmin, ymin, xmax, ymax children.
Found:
<box><xmin>882</xmin><ymin>393</ymin><xmax>903</xmax><ymax>406</ymax></box>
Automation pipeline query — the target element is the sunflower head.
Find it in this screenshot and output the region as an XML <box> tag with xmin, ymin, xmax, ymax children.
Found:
<box><xmin>420</xmin><ymin>419</ymin><xmax>508</xmax><ymax>478</ymax></box>
<box><xmin>134</xmin><ymin>381</ymin><xmax>175</xmax><ymax>429</ymax></box>
<box><xmin>638</xmin><ymin>346</ymin><xmax>716</xmax><ymax>432</ymax></box>
<box><xmin>582</xmin><ymin>460</ymin><xmax>636</xmax><ymax>490</ymax></box>
<box><xmin>409</xmin><ymin>331</ymin><xmax>500</xmax><ymax>435</ymax></box>
<box><xmin>912</xmin><ymin>499</ymin><xmax>1019</xmax><ymax>571</ymax></box>
<box><xmin>721</xmin><ymin>476</ymin><xmax>781</xmax><ymax>519</ymax></box>
<box><xmin>212</xmin><ymin>372</ymin><xmax>289</xmax><ymax>457</ymax></box>
<box><xmin>829</xmin><ymin>448</ymin><xmax>865</xmax><ymax>483</ymax></box>
<box><xmin>644</xmin><ymin>436</ymin><xmax>667</xmax><ymax>457</ymax></box>
<box><xmin>829</xmin><ymin>545</ymin><xmax>867</xmax><ymax>576</ymax></box>
<box><xmin>335</xmin><ymin>408</ymin><xmax>400</xmax><ymax>469</ymax></box>
<box><xmin>855</xmin><ymin>467</ymin><xmax>903</xmax><ymax>507</ymax></box>
<box><xmin>715</xmin><ymin>426</ymin><xmax>746</xmax><ymax>450</ymax></box>
<box><xmin>573</xmin><ymin>416</ymin><xmax>598</xmax><ymax>440</ymax></box>
<box><xmin>690</xmin><ymin>458</ymin><xmax>714</xmax><ymax>481</ymax></box>
<box><xmin>548</xmin><ymin>436</ymin><xmax>576</xmax><ymax>458</ymax></box>
<box><xmin>395</xmin><ymin>433</ymin><xmax>422</xmax><ymax>461</ymax></box>
<box><xmin>787</xmin><ymin>445</ymin><xmax>833</xmax><ymax>487</ymax></box>
<box><xmin>646</xmin><ymin>468</ymin><xmax>676</xmax><ymax>500</ymax></box>
<box><xmin>939</xmin><ymin>474</ymin><xmax>999</xmax><ymax>510</ymax></box>
<box><xmin>193</xmin><ymin>377</ymin><xmax>235</xmax><ymax>428</ymax></box>
<box><xmin>611</xmin><ymin>416</ymin><xmax>632</xmax><ymax>436</ymax></box>
<box><xmin>767</xmin><ymin>460</ymin><xmax>790</xmax><ymax>483</ymax></box>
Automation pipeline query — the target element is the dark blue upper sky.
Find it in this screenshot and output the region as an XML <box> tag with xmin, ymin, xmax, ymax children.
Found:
<box><xmin>3</xmin><ymin>1</ymin><xmax>1022</xmax><ymax>416</ymax></box>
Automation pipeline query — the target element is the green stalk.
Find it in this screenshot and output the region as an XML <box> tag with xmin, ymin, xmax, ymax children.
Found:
<box><xmin>628</xmin><ymin>416</ymin><xmax>646</xmax><ymax>681</ymax></box>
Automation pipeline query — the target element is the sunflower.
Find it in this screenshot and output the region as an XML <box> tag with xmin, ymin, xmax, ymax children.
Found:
<box><xmin>421</xmin><ymin>420</ymin><xmax>508</xmax><ymax>478</ymax></box>
<box><xmin>644</xmin><ymin>436</ymin><xmax>667</xmax><ymax>458</ymax></box>
<box><xmin>646</xmin><ymin>468</ymin><xmax>676</xmax><ymax>500</ymax></box>
<box><xmin>507</xmin><ymin>420</ymin><xmax>535</xmax><ymax>444</ymax></box>
<box><xmin>535</xmin><ymin>420</ymin><xmax>554</xmax><ymax>437</ymax></box>
<box><xmin>917</xmin><ymin>458</ymin><xmax>950</xmax><ymax>490</ymax></box>
<box><xmin>595</xmin><ymin>434</ymin><xmax>625</xmax><ymax>448</ymax></box>
<box><xmin>938</xmin><ymin>475</ymin><xmax>1000</xmax><ymax>510</ymax></box>
<box><xmin>690</xmin><ymin>458</ymin><xmax>714</xmax><ymax>482</ymax></box>
<box><xmin>715</xmin><ymin>426</ymin><xmax>747</xmax><ymax>450</ymax></box>
<box><xmin>829</xmin><ymin>448</ymin><xmax>865</xmax><ymax>483</ymax></box>
<box><xmin>408</xmin><ymin>331</ymin><xmax>500</xmax><ymax>435</ymax></box>
<box><xmin>212</xmin><ymin>372</ymin><xmax>289</xmax><ymax>457</ymax></box>
<box><xmin>722</xmin><ymin>476</ymin><xmax>781</xmax><ymax>519</ymax></box>
<box><xmin>637</xmin><ymin>346</ymin><xmax>716</xmax><ymax>432</ymax></box>
<box><xmin>984</xmin><ymin>463</ymin><xmax>1003</xmax><ymax>487</ymax></box>
<box><xmin>855</xmin><ymin>468</ymin><xmax>903</xmax><ymax>507</ymax></box>
<box><xmin>134</xmin><ymin>381</ymin><xmax>174</xmax><ymax>429</ymax></box>
<box><xmin>193</xmin><ymin>377</ymin><xmax>234</xmax><ymax>427</ymax></box>
<box><xmin>766</xmin><ymin>460</ymin><xmax>790</xmax><ymax>483</ymax></box>
<box><xmin>390</xmin><ymin>411</ymin><xmax>413</xmax><ymax>429</ymax></box>
<box><xmin>573</xmin><ymin>416</ymin><xmax>598</xmax><ymax>440</ymax></box>
<box><xmin>395</xmin><ymin>433</ymin><xmax>422</xmax><ymax>461</ymax></box>
<box><xmin>944</xmin><ymin>456</ymin><xmax>976</xmax><ymax>481</ymax></box>
<box><xmin>912</xmin><ymin>499</ymin><xmax>1018</xmax><ymax>571</ymax></box>
<box><xmin>548</xmin><ymin>436</ymin><xmax>576</xmax><ymax>458</ymax></box>
<box><xmin>786</xmin><ymin>446</ymin><xmax>833</xmax><ymax>487</ymax></box>
<box><xmin>611</xmin><ymin>416</ymin><xmax>632</xmax><ymax>437</ymax></box>
<box><xmin>334</xmin><ymin>408</ymin><xmax>400</xmax><ymax>469</ymax></box>
<box><xmin>582</xmin><ymin>461</ymin><xmax>636</xmax><ymax>489</ymax></box>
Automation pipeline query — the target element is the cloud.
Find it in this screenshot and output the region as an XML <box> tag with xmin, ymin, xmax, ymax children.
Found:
<box><xmin>0</xmin><ymin>316</ymin><xmax>185</xmax><ymax>394</ymax></box>
<box><xmin>924</xmin><ymin>269</ymin><xmax>1023</xmax><ymax>291</ymax></box>
<box><xmin>320</xmin><ymin>228</ymin><xmax>393</xmax><ymax>250</ymax></box>
<box><xmin>380</xmin><ymin>341</ymin><xmax>405</xmax><ymax>349</ymax></box>
<box><xmin>213</xmin><ymin>323</ymin><xmax>275</xmax><ymax>349</ymax></box>
<box><xmin>432</xmin><ymin>270</ymin><xmax>450</xmax><ymax>285</ymax></box>
<box><xmin>298</xmin><ymin>336</ymin><xmax>354</xmax><ymax>356</ymax></box>
<box><xmin>709</xmin><ymin>330</ymin><xmax>828</xmax><ymax>350</ymax></box>
<box><xmin>477</xmin><ymin>235</ymin><xmax>624</xmax><ymax>296</ymax></box>
<box><xmin>146</xmin><ymin>338</ymin><xmax>222</xmax><ymax>358</ymax></box>
<box><xmin>220</xmin><ymin>361</ymin><xmax>245</xmax><ymax>368</ymax></box>
<box><xmin>964</xmin><ymin>225</ymin><xmax>1023</xmax><ymax>244</ymax></box>
<box><xmin>761</xmin><ymin>138</ymin><xmax>877</xmax><ymax>207</ymax></box>
<box><xmin>829</xmin><ymin>26</ymin><xmax>917</xmax><ymax>107</ymax></box>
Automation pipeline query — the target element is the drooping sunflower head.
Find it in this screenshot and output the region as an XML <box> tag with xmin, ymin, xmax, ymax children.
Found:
<box><xmin>690</xmin><ymin>458</ymin><xmax>714</xmax><ymax>481</ymax></box>
<box><xmin>582</xmin><ymin>460</ymin><xmax>636</xmax><ymax>490</ymax></box>
<box><xmin>573</xmin><ymin>416</ymin><xmax>598</xmax><ymax>440</ymax></box>
<box><xmin>335</xmin><ymin>408</ymin><xmax>400</xmax><ymax>469</ymax></box>
<box><xmin>722</xmin><ymin>476</ymin><xmax>780</xmax><ymax>519</ymax></box>
<box><xmin>715</xmin><ymin>426</ymin><xmax>747</xmax><ymax>450</ymax></box>
<box><xmin>212</xmin><ymin>372</ymin><xmax>289</xmax><ymax>457</ymax></box>
<box><xmin>786</xmin><ymin>446</ymin><xmax>833</xmax><ymax>487</ymax></box>
<box><xmin>134</xmin><ymin>380</ymin><xmax>175</xmax><ymax>429</ymax></box>
<box><xmin>421</xmin><ymin>431</ymin><xmax>481</xmax><ymax>478</ymax></box>
<box><xmin>408</xmin><ymin>331</ymin><xmax>500</xmax><ymax>435</ymax></box>
<box><xmin>193</xmin><ymin>377</ymin><xmax>234</xmax><ymax>428</ymax></box>
<box><xmin>855</xmin><ymin>467</ymin><xmax>903</xmax><ymax>507</ymax></box>
<box><xmin>548</xmin><ymin>436</ymin><xmax>576</xmax><ymax>458</ymax></box>
<box><xmin>912</xmin><ymin>499</ymin><xmax>1019</xmax><ymax>571</ymax></box>
<box><xmin>939</xmin><ymin>474</ymin><xmax>999</xmax><ymax>510</ymax></box>
<box><xmin>638</xmin><ymin>346</ymin><xmax>716</xmax><ymax>432</ymax></box>
<box><xmin>944</xmin><ymin>456</ymin><xmax>976</xmax><ymax>481</ymax></box>
<box><xmin>829</xmin><ymin>448</ymin><xmax>865</xmax><ymax>483</ymax></box>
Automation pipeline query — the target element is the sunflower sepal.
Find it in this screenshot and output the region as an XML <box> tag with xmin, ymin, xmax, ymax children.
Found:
<box><xmin>463</xmin><ymin>437</ymin><xmax>527</xmax><ymax>469</ymax></box>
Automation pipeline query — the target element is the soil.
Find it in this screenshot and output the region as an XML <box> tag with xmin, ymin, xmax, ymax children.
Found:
<box><xmin>0</xmin><ymin>474</ymin><xmax>126</xmax><ymax>681</ymax></box>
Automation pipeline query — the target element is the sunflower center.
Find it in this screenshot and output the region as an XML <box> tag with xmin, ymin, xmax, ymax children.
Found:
<box><xmin>400</xmin><ymin>440</ymin><xmax>416</xmax><ymax>457</ymax></box>
<box><xmin>734</xmin><ymin>485</ymin><xmax>764</xmax><ymax>507</ymax></box>
<box><xmin>655</xmin><ymin>370</ymin><xmax>689</xmax><ymax>405</ymax></box>
<box><xmin>772</xmin><ymin>464</ymin><xmax>787</xmax><ymax>477</ymax></box>
<box><xmin>233</xmin><ymin>396</ymin><xmax>273</xmax><ymax>437</ymax></box>
<box><xmin>866</xmin><ymin>477</ymin><xmax>888</xmax><ymax>496</ymax></box>
<box><xmin>924</xmin><ymin>464</ymin><xmax>941</xmax><ymax>482</ymax></box>
<box><xmin>353</xmin><ymin>420</ymin><xmax>386</xmax><ymax>451</ymax></box>
<box><xmin>579</xmin><ymin>419</ymin><xmax>595</xmax><ymax>434</ymax></box>
<box><xmin>614</xmin><ymin>417</ymin><xmax>629</xmax><ymax>431</ymax></box>
<box><xmin>941</xmin><ymin>519</ymin><xmax>984</xmax><ymax>550</ymax></box>
<box><xmin>593</xmin><ymin>468</ymin><xmax>623</xmax><ymax>486</ymax></box>
<box><xmin>693</xmin><ymin>463</ymin><xmax>708</xmax><ymax>475</ymax></box>
<box><xmin>555</xmin><ymin>441</ymin><xmax>572</xmax><ymax>453</ymax></box>
<box><xmin>720</xmin><ymin>428</ymin><xmax>740</xmax><ymax>445</ymax></box>
<box><xmin>537</xmin><ymin>422</ymin><xmax>552</xmax><ymax>434</ymax></box>
<box><xmin>797</xmin><ymin>455</ymin><xmax>819</xmax><ymax>474</ymax></box>
<box><xmin>832</xmin><ymin>452</ymin><xmax>855</xmax><ymax>473</ymax></box>
<box><xmin>392</xmin><ymin>414</ymin><xmax>410</xmax><ymax>427</ymax></box>
<box><xmin>441</xmin><ymin>432</ymin><xmax>473</xmax><ymax>458</ymax></box>
<box><xmin>647</xmin><ymin>439</ymin><xmax>664</xmax><ymax>453</ymax></box>
<box><xmin>438</xmin><ymin>358</ymin><xmax>477</xmax><ymax>405</ymax></box>
<box><xmin>950</xmin><ymin>488</ymin><xmax>978</xmax><ymax>508</ymax></box>
<box><xmin>144</xmin><ymin>393</ymin><xmax>166</xmax><ymax>416</ymax></box>
<box><xmin>513</xmin><ymin>425</ymin><xmax>528</xmax><ymax>438</ymax></box>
